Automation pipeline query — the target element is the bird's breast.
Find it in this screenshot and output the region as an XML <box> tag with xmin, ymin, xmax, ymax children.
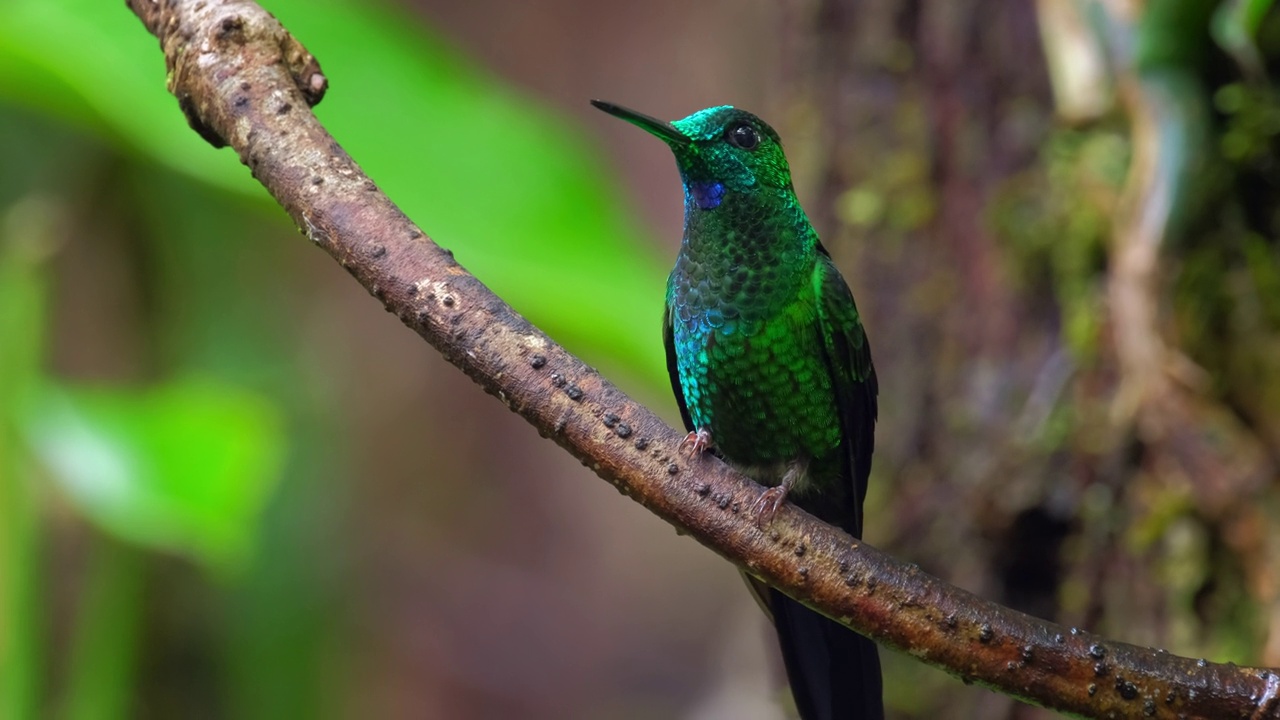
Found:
<box><xmin>668</xmin><ymin>284</ymin><xmax>843</xmax><ymax>478</ymax></box>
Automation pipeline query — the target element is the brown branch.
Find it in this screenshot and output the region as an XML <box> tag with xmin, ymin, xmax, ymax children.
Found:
<box><xmin>123</xmin><ymin>1</ymin><xmax>1279</xmax><ymax>717</ymax></box>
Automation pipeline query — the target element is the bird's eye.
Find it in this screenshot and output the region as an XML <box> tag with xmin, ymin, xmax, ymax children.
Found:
<box><xmin>726</xmin><ymin>122</ymin><xmax>760</xmax><ymax>150</ymax></box>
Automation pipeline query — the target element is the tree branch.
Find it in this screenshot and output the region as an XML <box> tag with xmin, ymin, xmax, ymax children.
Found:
<box><xmin>123</xmin><ymin>1</ymin><xmax>1279</xmax><ymax>717</ymax></box>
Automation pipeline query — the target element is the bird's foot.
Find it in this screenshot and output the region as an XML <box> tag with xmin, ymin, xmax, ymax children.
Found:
<box><xmin>681</xmin><ymin>428</ymin><xmax>713</xmax><ymax>457</ymax></box>
<box><xmin>751</xmin><ymin>486</ymin><xmax>789</xmax><ymax>528</ymax></box>
<box><xmin>751</xmin><ymin>458</ymin><xmax>808</xmax><ymax>528</ymax></box>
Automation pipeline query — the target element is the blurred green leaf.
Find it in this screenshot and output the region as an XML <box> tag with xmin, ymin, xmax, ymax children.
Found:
<box><xmin>1212</xmin><ymin>0</ymin><xmax>1276</xmax><ymax>75</ymax></box>
<box><xmin>0</xmin><ymin>0</ymin><xmax>670</xmax><ymax>392</ymax></box>
<box><xmin>1135</xmin><ymin>0</ymin><xmax>1218</xmax><ymax>71</ymax></box>
<box><xmin>0</xmin><ymin>198</ymin><xmax>56</xmax><ymax>720</ymax></box>
<box><xmin>60</xmin><ymin>539</ymin><xmax>145</xmax><ymax>720</ymax></box>
<box><xmin>0</xmin><ymin>1</ymin><xmax>242</xmax><ymax>189</ymax></box>
<box><xmin>21</xmin><ymin>378</ymin><xmax>286</xmax><ymax>572</ymax></box>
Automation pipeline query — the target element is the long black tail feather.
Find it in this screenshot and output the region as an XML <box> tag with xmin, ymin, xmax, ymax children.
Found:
<box><xmin>769</xmin><ymin>588</ymin><xmax>884</xmax><ymax>720</ymax></box>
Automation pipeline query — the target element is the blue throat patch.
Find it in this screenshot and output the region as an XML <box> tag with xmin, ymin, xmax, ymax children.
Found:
<box><xmin>689</xmin><ymin>181</ymin><xmax>725</xmax><ymax>210</ymax></box>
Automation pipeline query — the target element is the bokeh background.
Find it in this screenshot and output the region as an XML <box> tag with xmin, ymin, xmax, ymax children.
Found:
<box><xmin>4</xmin><ymin>0</ymin><xmax>1280</xmax><ymax>718</ymax></box>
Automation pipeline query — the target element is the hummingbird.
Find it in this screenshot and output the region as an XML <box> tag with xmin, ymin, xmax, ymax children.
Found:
<box><xmin>592</xmin><ymin>100</ymin><xmax>883</xmax><ymax>720</ymax></box>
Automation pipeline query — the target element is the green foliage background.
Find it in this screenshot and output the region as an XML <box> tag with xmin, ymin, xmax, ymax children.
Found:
<box><xmin>0</xmin><ymin>0</ymin><xmax>672</xmax><ymax>717</ymax></box>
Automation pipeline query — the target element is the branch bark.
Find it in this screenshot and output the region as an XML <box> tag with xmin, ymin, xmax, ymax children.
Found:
<box><xmin>123</xmin><ymin>1</ymin><xmax>1280</xmax><ymax>717</ymax></box>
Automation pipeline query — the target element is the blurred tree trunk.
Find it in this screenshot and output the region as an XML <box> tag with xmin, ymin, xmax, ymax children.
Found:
<box><xmin>780</xmin><ymin>0</ymin><xmax>1280</xmax><ymax>717</ymax></box>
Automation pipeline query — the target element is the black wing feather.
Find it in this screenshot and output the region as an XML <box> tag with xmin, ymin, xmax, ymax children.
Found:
<box><xmin>813</xmin><ymin>245</ymin><xmax>877</xmax><ymax>539</ymax></box>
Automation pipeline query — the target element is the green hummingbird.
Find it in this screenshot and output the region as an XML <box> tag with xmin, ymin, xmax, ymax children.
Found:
<box><xmin>592</xmin><ymin>100</ymin><xmax>882</xmax><ymax>720</ymax></box>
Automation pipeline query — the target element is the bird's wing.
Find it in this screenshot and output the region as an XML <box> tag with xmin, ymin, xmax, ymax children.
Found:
<box><xmin>663</xmin><ymin>303</ymin><xmax>696</xmax><ymax>434</ymax></box>
<box><xmin>745</xmin><ymin>248</ymin><xmax>879</xmax><ymax>623</ymax></box>
<box><xmin>813</xmin><ymin>248</ymin><xmax>878</xmax><ymax>539</ymax></box>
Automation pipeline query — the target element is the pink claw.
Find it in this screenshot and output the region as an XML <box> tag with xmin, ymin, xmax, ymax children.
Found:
<box><xmin>681</xmin><ymin>428</ymin><xmax>713</xmax><ymax>457</ymax></box>
<box><xmin>752</xmin><ymin>486</ymin><xmax>789</xmax><ymax>528</ymax></box>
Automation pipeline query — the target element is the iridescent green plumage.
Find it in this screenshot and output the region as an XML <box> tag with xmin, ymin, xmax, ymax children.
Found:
<box><xmin>593</xmin><ymin>100</ymin><xmax>882</xmax><ymax>720</ymax></box>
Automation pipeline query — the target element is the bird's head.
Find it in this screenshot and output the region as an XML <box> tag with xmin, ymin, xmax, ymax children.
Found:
<box><xmin>592</xmin><ymin>101</ymin><xmax>794</xmax><ymax>210</ymax></box>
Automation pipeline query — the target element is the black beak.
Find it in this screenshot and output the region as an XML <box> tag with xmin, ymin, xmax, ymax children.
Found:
<box><xmin>591</xmin><ymin>100</ymin><xmax>690</xmax><ymax>146</ymax></box>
